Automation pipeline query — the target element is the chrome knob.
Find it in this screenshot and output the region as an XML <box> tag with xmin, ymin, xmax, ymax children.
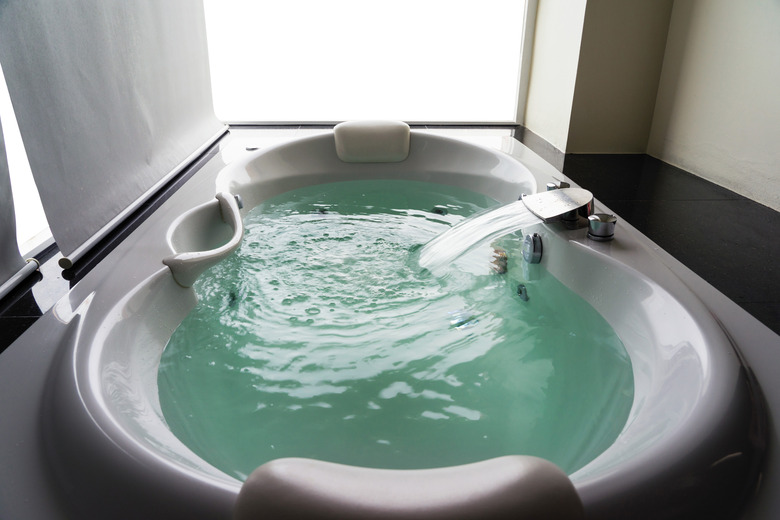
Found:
<box><xmin>587</xmin><ymin>213</ymin><xmax>617</xmax><ymax>241</ymax></box>
<box><xmin>522</xmin><ymin>233</ymin><xmax>543</xmax><ymax>264</ymax></box>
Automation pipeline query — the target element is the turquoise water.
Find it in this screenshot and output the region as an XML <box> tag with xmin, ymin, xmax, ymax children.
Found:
<box><xmin>158</xmin><ymin>180</ymin><xmax>633</xmax><ymax>480</ymax></box>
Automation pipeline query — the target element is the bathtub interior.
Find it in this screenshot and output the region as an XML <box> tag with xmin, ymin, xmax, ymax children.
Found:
<box><xmin>216</xmin><ymin>131</ymin><xmax>537</xmax><ymax>209</ymax></box>
<box><xmin>50</xmin><ymin>129</ymin><xmax>758</xmax><ymax>517</ymax></box>
<box><xmin>60</xmin><ymin>131</ymin><xmax>543</xmax><ymax>488</ymax></box>
<box><xmin>539</xmin><ymin>228</ymin><xmax>742</xmax><ymax>478</ymax></box>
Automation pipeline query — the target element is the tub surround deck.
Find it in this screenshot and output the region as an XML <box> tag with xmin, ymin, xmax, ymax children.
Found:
<box><xmin>563</xmin><ymin>153</ymin><xmax>780</xmax><ymax>336</ymax></box>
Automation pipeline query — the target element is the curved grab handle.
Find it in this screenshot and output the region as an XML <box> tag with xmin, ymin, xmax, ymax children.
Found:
<box><xmin>162</xmin><ymin>192</ymin><xmax>243</xmax><ymax>288</ymax></box>
<box><xmin>235</xmin><ymin>456</ymin><xmax>584</xmax><ymax>520</ymax></box>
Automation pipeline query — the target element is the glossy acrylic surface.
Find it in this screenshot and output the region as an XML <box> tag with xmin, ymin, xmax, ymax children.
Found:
<box><xmin>1</xmin><ymin>129</ymin><xmax>764</xmax><ymax>519</ymax></box>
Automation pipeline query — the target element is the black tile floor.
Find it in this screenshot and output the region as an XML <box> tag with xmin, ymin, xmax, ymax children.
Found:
<box><xmin>0</xmin><ymin>246</ymin><xmax>68</xmax><ymax>353</ymax></box>
<box><xmin>564</xmin><ymin>154</ymin><xmax>780</xmax><ymax>335</ymax></box>
<box><xmin>0</xmin><ymin>282</ymin><xmax>43</xmax><ymax>353</ymax></box>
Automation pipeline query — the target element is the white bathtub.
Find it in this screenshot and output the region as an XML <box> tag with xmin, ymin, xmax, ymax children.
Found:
<box><xmin>0</xmin><ymin>127</ymin><xmax>765</xmax><ymax>519</ymax></box>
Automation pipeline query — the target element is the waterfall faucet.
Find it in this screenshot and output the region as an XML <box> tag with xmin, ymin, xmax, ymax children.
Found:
<box><xmin>521</xmin><ymin>188</ymin><xmax>593</xmax><ymax>227</ymax></box>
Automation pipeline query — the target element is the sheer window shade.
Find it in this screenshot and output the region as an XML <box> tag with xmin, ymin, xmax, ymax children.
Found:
<box><xmin>0</xmin><ymin>115</ymin><xmax>25</xmax><ymax>290</ymax></box>
<box><xmin>0</xmin><ymin>0</ymin><xmax>224</xmax><ymax>265</ymax></box>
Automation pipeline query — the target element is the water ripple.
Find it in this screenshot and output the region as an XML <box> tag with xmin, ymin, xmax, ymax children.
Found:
<box><xmin>159</xmin><ymin>180</ymin><xmax>633</xmax><ymax>478</ymax></box>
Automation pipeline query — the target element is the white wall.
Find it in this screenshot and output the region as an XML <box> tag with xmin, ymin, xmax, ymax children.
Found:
<box><xmin>648</xmin><ymin>0</ymin><xmax>780</xmax><ymax>211</ymax></box>
<box><xmin>523</xmin><ymin>0</ymin><xmax>587</xmax><ymax>153</ymax></box>
<box><xmin>524</xmin><ymin>0</ymin><xmax>672</xmax><ymax>156</ymax></box>
<box><xmin>567</xmin><ymin>0</ymin><xmax>673</xmax><ymax>153</ymax></box>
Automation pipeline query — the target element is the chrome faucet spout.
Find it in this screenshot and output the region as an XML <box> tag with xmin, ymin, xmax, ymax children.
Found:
<box><xmin>521</xmin><ymin>188</ymin><xmax>593</xmax><ymax>226</ymax></box>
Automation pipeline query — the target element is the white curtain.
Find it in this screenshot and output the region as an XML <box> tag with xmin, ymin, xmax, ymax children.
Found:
<box><xmin>0</xmin><ymin>0</ymin><xmax>224</xmax><ymax>263</ymax></box>
<box><xmin>0</xmin><ymin>115</ymin><xmax>25</xmax><ymax>288</ymax></box>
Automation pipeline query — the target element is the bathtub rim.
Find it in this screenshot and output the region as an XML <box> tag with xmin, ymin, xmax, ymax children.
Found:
<box><xmin>219</xmin><ymin>131</ymin><xmax>750</xmax><ymax>492</ymax></box>
<box><xmin>21</xmin><ymin>128</ymin><xmax>764</xmax><ymax>516</ymax></box>
<box><xmin>216</xmin><ymin>130</ymin><xmax>539</xmax><ymax>209</ymax></box>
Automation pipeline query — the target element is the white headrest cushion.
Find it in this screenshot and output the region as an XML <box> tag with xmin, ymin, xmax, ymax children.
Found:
<box><xmin>334</xmin><ymin>120</ymin><xmax>410</xmax><ymax>163</ymax></box>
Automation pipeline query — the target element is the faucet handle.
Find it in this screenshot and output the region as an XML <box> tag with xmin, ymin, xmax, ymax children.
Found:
<box><xmin>587</xmin><ymin>213</ymin><xmax>617</xmax><ymax>241</ymax></box>
<box><xmin>546</xmin><ymin>181</ymin><xmax>571</xmax><ymax>191</ymax></box>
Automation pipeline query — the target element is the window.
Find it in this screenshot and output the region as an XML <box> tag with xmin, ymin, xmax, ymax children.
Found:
<box><xmin>204</xmin><ymin>0</ymin><xmax>535</xmax><ymax>123</ymax></box>
<box><xmin>0</xmin><ymin>63</ymin><xmax>50</xmax><ymax>255</ymax></box>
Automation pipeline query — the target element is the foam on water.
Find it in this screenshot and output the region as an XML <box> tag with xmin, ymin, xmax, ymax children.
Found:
<box><xmin>158</xmin><ymin>180</ymin><xmax>633</xmax><ymax>480</ymax></box>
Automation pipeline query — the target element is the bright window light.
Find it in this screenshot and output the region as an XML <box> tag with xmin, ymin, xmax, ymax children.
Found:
<box><xmin>204</xmin><ymin>0</ymin><xmax>529</xmax><ymax>123</ymax></box>
<box><xmin>0</xmin><ymin>63</ymin><xmax>50</xmax><ymax>256</ymax></box>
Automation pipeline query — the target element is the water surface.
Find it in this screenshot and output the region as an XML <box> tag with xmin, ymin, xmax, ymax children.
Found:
<box><xmin>159</xmin><ymin>180</ymin><xmax>633</xmax><ymax>480</ymax></box>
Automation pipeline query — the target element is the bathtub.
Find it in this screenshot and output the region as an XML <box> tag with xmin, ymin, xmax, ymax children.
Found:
<box><xmin>0</xmin><ymin>125</ymin><xmax>766</xmax><ymax>519</ymax></box>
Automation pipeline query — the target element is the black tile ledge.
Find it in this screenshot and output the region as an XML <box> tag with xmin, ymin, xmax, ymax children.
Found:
<box><xmin>564</xmin><ymin>153</ymin><xmax>780</xmax><ymax>335</ymax></box>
